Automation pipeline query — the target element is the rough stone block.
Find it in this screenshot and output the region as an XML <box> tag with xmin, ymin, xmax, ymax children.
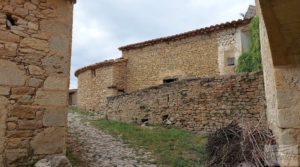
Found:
<box><xmin>49</xmin><ymin>36</ymin><xmax>69</xmax><ymax>52</ymax></box>
<box><xmin>40</xmin><ymin>20</ymin><xmax>68</xmax><ymax>35</ymax></box>
<box><xmin>42</xmin><ymin>55</ymin><xmax>68</xmax><ymax>75</ymax></box>
<box><xmin>0</xmin><ymin>48</ymin><xmax>17</xmax><ymax>57</ymax></box>
<box><xmin>24</xmin><ymin>2</ymin><xmax>37</xmax><ymax>10</ymax></box>
<box><xmin>28</xmin><ymin>65</ymin><xmax>45</xmax><ymax>75</ymax></box>
<box><xmin>30</xmin><ymin>127</ymin><xmax>65</xmax><ymax>154</ymax></box>
<box><xmin>10</xmin><ymin>105</ymin><xmax>40</xmax><ymax>119</ymax></box>
<box><xmin>34</xmin><ymin>90</ymin><xmax>67</xmax><ymax>106</ymax></box>
<box><xmin>7</xmin><ymin>122</ymin><xmax>17</xmax><ymax>130</ymax></box>
<box><xmin>26</xmin><ymin>78</ymin><xmax>43</xmax><ymax>88</ymax></box>
<box><xmin>28</xmin><ymin>22</ymin><xmax>39</xmax><ymax>30</ymax></box>
<box><xmin>0</xmin><ymin>31</ymin><xmax>20</xmax><ymax>43</ymax></box>
<box><xmin>0</xmin><ymin>60</ymin><xmax>26</xmax><ymax>86</ymax></box>
<box><xmin>277</xmin><ymin>128</ymin><xmax>300</xmax><ymax>146</ymax></box>
<box><xmin>44</xmin><ymin>76</ymin><xmax>68</xmax><ymax>90</ymax></box>
<box><xmin>0</xmin><ymin>97</ymin><xmax>8</xmax><ymax>153</ymax></box>
<box><xmin>5</xmin><ymin>149</ymin><xmax>28</xmax><ymax>164</ymax></box>
<box><xmin>11</xmin><ymin>87</ymin><xmax>35</xmax><ymax>96</ymax></box>
<box><xmin>6</xmin><ymin>130</ymin><xmax>33</xmax><ymax>138</ymax></box>
<box><xmin>43</xmin><ymin>108</ymin><xmax>66</xmax><ymax>127</ymax></box>
<box><xmin>14</xmin><ymin>7</ymin><xmax>28</xmax><ymax>16</ymax></box>
<box><xmin>18</xmin><ymin>120</ymin><xmax>43</xmax><ymax>130</ymax></box>
<box><xmin>5</xmin><ymin>42</ymin><xmax>18</xmax><ymax>52</ymax></box>
<box><xmin>0</xmin><ymin>86</ymin><xmax>10</xmax><ymax>95</ymax></box>
<box><xmin>6</xmin><ymin>138</ymin><xmax>28</xmax><ymax>149</ymax></box>
<box><xmin>20</xmin><ymin>37</ymin><xmax>49</xmax><ymax>52</ymax></box>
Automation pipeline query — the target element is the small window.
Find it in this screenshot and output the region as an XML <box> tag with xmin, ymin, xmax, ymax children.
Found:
<box><xmin>6</xmin><ymin>14</ymin><xmax>16</xmax><ymax>30</ymax></box>
<box><xmin>227</xmin><ymin>57</ymin><xmax>235</xmax><ymax>66</ymax></box>
<box><xmin>91</xmin><ymin>70</ymin><xmax>96</xmax><ymax>78</ymax></box>
<box><xmin>163</xmin><ymin>78</ymin><xmax>178</xmax><ymax>84</ymax></box>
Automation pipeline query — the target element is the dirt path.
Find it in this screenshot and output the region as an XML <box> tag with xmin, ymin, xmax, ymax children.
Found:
<box><xmin>68</xmin><ymin>112</ymin><xmax>157</xmax><ymax>167</ymax></box>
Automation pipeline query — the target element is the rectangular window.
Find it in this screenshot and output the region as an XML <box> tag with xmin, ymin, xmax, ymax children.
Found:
<box><xmin>163</xmin><ymin>78</ymin><xmax>178</xmax><ymax>84</ymax></box>
<box><xmin>227</xmin><ymin>57</ymin><xmax>235</xmax><ymax>66</ymax></box>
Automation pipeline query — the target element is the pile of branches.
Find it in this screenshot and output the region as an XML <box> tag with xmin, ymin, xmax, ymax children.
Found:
<box><xmin>206</xmin><ymin>122</ymin><xmax>276</xmax><ymax>167</ymax></box>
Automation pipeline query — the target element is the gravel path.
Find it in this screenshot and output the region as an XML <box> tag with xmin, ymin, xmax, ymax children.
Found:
<box><xmin>68</xmin><ymin>112</ymin><xmax>157</xmax><ymax>167</ymax></box>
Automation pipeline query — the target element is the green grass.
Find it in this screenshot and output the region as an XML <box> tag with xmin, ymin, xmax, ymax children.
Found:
<box><xmin>69</xmin><ymin>106</ymin><xmax>93</xmax><ymax>117</ymax></box>
<box><xmin>66</xmin><ymin>148</ymin><xmax>78</xmax><ymax>166</ymax></box>
<box><xmin>91</xmin><ymin>119</ymin><xmax>207</xmax><ymax>167</ymax></box>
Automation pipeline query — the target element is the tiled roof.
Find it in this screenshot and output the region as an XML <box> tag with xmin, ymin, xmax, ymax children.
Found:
<box><xmin>75</xmin><ymin>58</ymin><xmax>127</xmax><ymax>77</ymax></box>
<box><xmin>119</xmin><ymin>18</ymin><xmax>252</xmax><ymax>51</ymax></box>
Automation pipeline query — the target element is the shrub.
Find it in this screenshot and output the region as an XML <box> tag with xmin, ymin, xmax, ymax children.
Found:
<box><xmin>236</xmin><ymin>17</ymin><xmax>262</xmax><ymax>73</ymax></box>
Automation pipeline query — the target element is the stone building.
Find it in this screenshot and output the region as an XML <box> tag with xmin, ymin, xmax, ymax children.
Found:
<box><xmin>76</xmin><ymin>18</ymin><xmax>252</xmax><ymax>112</ymax></box>
<box><xmin>257</xmin><ymin>0</ymin><xmax>300</xmax><ymax>165</ymax></box>
<box><xmin>0</xmin><ymin>0</ymin><xmax>75</xmax><ymax>166</ymax></box>
<box><xmin>75</xmin><ymin>59</ymin><xmax>127</xmax><ymax>112</ymax></box>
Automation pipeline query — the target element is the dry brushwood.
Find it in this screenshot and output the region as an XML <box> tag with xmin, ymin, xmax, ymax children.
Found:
<box><xmin>206</xmin><ymin>122</ymin><xmax>276</xmax><ymax>167</ymax></box>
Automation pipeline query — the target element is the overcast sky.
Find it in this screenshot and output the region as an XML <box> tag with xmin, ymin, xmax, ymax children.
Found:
<box><xmin>70</xmin><ymin>0</ymin><xmax>255</xmax><ymax>89</ymax></box>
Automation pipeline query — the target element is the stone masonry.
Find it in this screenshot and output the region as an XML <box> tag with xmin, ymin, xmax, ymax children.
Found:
<box><xmin>106</xmin><ymin>72</ymin><xmax>266</xmax><ymax>132</ymax></box>
<box><xmin>0</xmin><ymin>0</ymin><xmax>74</xmax><ymax>166</ymax></box>
<box><xmin>75</xmin><ymin>59</ymin><xmax>127</xmax><ymax>112</ymax></box>
<box><xmin>121</xmin><ymin>20</ymin><xmax>251</xmax><ymax>92</ymax></box>
<box><xmin>76</xmin><ymin>19</ymin><xmax>252</xmax><ymax>113</ymax></box>
<box><xmin>256</xmin><ymin>0</ymin><xmax>300</xmax><ymax>165</ymax></box>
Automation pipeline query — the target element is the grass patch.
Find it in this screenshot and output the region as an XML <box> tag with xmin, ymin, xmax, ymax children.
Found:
<box><xmin>91</xmin><ymin>119</ymin><xmax>207</xmax><ymax>167</ymax></box>
<box><xmin>66</xmin><ymin>148</ymin><xmax>78</xmax><ymax>166</ymax></box>
<box><xmin>69</xmin><ymin>106</ymin><xmax>92</xmax><ymax>117</ymax></box>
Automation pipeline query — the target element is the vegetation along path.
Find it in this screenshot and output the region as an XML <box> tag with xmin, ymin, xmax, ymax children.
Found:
<box><xmin>67</xmin><ymin>111</ymin><xmax>157</xmax><ymax>167</ymax></box>
<box><xmin>68</xmin><ymin>108</ymin><xmax>207</xmax><ymax>167</ymax></box>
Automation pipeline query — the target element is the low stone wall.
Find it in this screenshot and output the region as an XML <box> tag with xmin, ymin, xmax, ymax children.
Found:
<box><xmin>106</xmin><ymin>72</ymin><xmax>266</xmax><ymax>132</ymax></box>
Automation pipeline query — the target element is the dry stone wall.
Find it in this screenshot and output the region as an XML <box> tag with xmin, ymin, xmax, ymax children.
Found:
<box><xmin>107</xmin><ymin>72</ymin><xmax>266</xmax><ymax>132</ymax></box>
<box><xmin>77</xmin><ymin>66</ymin><xmax>116</xmax><ymax>112</ymax></box>
<box><xmin>0</xmin><ymin>0</ymin><xmax>74</xmax><ymax>166</ymax></box>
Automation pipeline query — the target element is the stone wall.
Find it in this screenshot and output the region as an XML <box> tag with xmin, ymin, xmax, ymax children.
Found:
<box><xmin>77</xmin><ymin>66</ymin><xmax>116</xmax><ymax>112</ymax></box>
<box><xmin>0</xmin><ymin>0</ymin><xmax>74</xmax><ymax>166</ymax></box>
<box><xmin>122</xmin><ymin>26</ymin><xmax>250</xmax><ymax>92</ymax></box>
<box><xmin>76</xmin><ymin>59</ymin><xmax>127</xmax><ymax>113</ymax></box>
<box><xmin>106</xmin><ymin>72</ymin><xmax>266</xmax><ymax>132</ymax></box>
<box><xmin>257</xmin><ymin>0</ymin><xmax>300</xmax><ymax>165</ymax></box>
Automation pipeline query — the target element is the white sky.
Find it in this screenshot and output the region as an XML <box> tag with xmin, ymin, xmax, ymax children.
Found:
<box><xmin>70</xmin><ymin>0</ymin><xmax>255</xmax><ymax>89</ymax></box>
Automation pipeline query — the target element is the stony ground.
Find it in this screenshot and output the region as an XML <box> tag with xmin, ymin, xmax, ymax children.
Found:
<box><xmin>67</xmin><ymin>112</ymin><xmax>157</xmax><ymax>167</ymax></box>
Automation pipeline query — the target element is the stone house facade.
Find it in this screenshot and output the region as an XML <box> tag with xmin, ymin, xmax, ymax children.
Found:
<box><xmin>0</xmin><ymin>0</ymin><xmax>74</xmax><ymax>166</ymax></box>
<box><xmin>76</xmin><ymin>18</ymin><xmax>252</xmax><ymax>112</ymax></box>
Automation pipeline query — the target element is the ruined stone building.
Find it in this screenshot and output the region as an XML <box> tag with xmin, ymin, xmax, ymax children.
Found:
<box><xmin>0</xmin><ymin>0</ymin><xmax>75</xmax><ymax>166</ymax></box>
<box><xmin>76</xmin><ymin>18</ymin><xmax>253</xmax><ymax>112</ymax></box>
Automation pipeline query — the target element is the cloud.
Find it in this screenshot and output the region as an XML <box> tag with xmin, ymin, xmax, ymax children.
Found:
<box><xmin>70</xmin><ymin>0</ymin><xmax>255</xmax><ymax>89</ymax></box>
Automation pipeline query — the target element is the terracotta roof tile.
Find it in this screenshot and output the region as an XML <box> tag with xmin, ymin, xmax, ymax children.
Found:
<box><xmin>119</xmin><ymin>18</ymin><xmax>252</xmax><ymax>51</ymax></box>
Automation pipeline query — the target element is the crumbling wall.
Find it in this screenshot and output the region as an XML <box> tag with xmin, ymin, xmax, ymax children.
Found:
<box><xmin>0</xmin><ymin>0</ymin><xmax>74</xmax><ymax>166</ymax></box>
<box><xmin>107</xmin><ymin>72</ymin><xmax>266</xmax><ymax>132</ymax></box>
